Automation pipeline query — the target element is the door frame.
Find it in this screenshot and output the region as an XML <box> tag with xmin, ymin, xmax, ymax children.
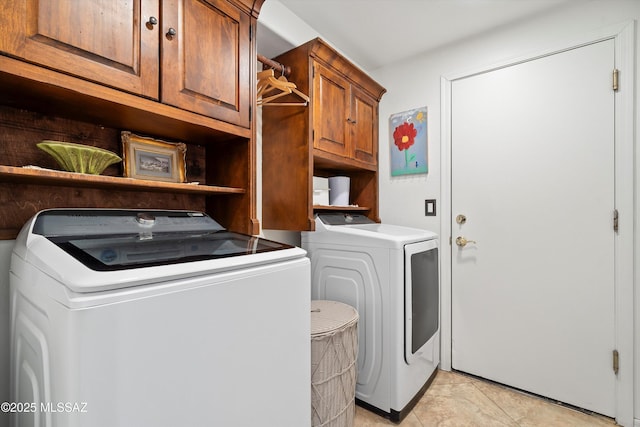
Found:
<box><xmin>439</xmin><ymin>21</ymin><xmax>635</xmax><ymax>425</ymax></box>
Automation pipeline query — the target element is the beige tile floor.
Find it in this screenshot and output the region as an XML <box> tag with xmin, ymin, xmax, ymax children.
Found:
<box><xmin>354</xmin><ymin>370</ymin><xmax>618</xmax><ymax>427</ymax></box>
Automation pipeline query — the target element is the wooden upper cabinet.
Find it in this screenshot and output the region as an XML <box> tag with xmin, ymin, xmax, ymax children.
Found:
<box><xmin>0</xmin><ymin>0</ymin><xmax>253</xmax><ymax>128</ymax></box>
<box><xmin>0</xmin><ymin>0</ymin><xmax>263</xmax><ymax>235</ymax></box>
<box><xmin>261</xmin><ymin>38</ymin><xmax>386</xmax><ymax>231</ymax></box>
<box><xmin>161</xmin><ymin>0</ymin><xmax>250</xmax><ymax>127</ymax></box>
<box><xmin>312</xmin><ymin>61</ymin><xmax>350</xmax><ymax>158</ymax></box>
<box><xmin>350</xmin><ymin>85</ymin><xmax>378</xmax><ymax>165</ymax></box>
<box><xmin>310</xmin><ymin>52</ymin><xmax>382</xmax><ymax>167</ymax></box>
<box><xmin>0</xmin><ymin>0</ymin><xmax>160</xmax><ymax>98</ymax></box>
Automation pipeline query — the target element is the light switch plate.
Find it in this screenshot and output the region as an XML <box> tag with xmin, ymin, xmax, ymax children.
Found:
<box><xmin>425</xmin><ymin>199</ymin><xmax>436</xmax><ymax>216</ymax></box>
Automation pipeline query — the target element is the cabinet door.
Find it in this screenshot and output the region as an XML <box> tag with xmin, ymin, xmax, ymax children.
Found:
<box><xmin>312</xmin><ymin>61</ymin><xmax>350</xmax><ymax>157</ymax></box>
<box><xmin>0</xmin><ymin>0</ymin><xmax>159</xmax><ymax>98</ymax></box>
<box><xmin>161</xmin><ymin>0</ymin><xmax>250</xmax><ymax>128</ymax></box>
<box><xmin>350</xmin><ymin>86</ymin><xmax>378</xmax><ymax>165</ymax></box>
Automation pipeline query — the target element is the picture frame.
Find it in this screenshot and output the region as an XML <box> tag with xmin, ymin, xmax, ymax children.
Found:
<box><xmin>121</xmin><ymin>132</ymin><xmax>187</xmax><ymax>183</ymax></box>
<box><xmin>389</xmin><ymin>106</ymin><xmax>428</xmax><ymax>176</ymax></box>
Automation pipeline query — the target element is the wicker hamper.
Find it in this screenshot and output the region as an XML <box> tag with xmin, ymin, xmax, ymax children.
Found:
<box><xmin>310</xmin><ymin>300</ymin><xmax>359</xmax><ymax>427</ymax></box>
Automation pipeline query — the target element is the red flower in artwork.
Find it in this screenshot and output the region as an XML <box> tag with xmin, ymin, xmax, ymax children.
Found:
<box><xmin>393</xmin><ymin>122</ymin><xmax>417</xmax><ymax>151</ymax></box>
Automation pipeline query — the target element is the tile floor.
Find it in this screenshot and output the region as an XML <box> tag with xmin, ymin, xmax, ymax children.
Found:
<box><xmin>354</xmin><ymin>370</ymin><xmax>618</xmax><ymax>427</ymax></box>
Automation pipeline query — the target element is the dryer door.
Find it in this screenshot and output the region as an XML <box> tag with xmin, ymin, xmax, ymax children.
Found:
<box><xmin>404</xmin><ymin>239</ymin><xmax>439</xmax><ymax>364</ymax></box>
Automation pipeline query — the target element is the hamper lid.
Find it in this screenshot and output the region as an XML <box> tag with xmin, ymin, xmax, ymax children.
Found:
<box><xmin>310</xmin><ymin>300</ymin><xmax>359</xmax><ymax>336</ymax></box>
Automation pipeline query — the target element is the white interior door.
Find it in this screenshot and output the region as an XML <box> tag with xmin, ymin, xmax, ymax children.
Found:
<box><xmin>451</xmin><ymin>39</ymin><xmax>616</xmax><ymax>416</ymax></box>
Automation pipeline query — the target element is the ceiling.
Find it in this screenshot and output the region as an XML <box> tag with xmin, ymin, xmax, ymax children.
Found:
<box><xmin>259</xmin><ymin>0</ymin><xmax>574</xmax><ymax>71</ymax></box>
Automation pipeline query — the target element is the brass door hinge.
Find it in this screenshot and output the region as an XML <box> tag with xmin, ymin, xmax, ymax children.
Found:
<box><xmin>613</xmin><ymin>349</ymin><xmax>619</xmax><ymax>374</ymax></box>
<box><xmin>613</xmin><ymin>69</ymin><xmax>619</xmax><ymax>91</ymax></box>
<box><xmin>613</xmin><ymin>209</ymin><xmax>619</xmax><ymax>233</ymax></box>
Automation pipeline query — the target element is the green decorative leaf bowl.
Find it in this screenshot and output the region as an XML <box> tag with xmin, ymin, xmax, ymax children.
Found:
<box><xmin>37</xmin><ymin>141</ymin><xmax>122</xmax><ymax>175</ymax></box>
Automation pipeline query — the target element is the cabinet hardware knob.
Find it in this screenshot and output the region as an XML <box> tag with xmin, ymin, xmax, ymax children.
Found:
<box><xmin>147</xmin><ymin>16</ymin><xmax>158</xmax><ymax>27</ymax></box>
<box><xmin>166</xmin><ymin>27</ymin><xmax>177</xmax><ymax>38</ymax></box>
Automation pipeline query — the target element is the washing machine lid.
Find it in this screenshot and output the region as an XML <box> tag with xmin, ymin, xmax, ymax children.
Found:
<box><xmin>13</xmin><ymin>209</ymin><xmax>307</xmax><ymax>293</ymax></box>
<box><xmin>31</xmin><ymin>209</ymin><xmax>293</xmax><ymax>271</ymax></box>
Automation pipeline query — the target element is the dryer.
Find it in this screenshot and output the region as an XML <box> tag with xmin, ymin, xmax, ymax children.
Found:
<box><xmin>302</xmin><ymin>213</ymin><xmax>439</xmax><ymax>422</ymax></box>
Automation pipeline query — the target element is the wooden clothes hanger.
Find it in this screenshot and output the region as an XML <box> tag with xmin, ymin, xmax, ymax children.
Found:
<box><xmin>257</xmin><ymin>66</ymin><xmax>309</xmax><ymax>107</ymax></box>
<box><xmin>257</xmin><ymin>69</ymin><xmax>294</xmax><ymax>97</ymax></box>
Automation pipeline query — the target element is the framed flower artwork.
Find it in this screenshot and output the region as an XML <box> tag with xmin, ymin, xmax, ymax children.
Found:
<box><xmin>389</xmin><ymin>107</ymin><xmax>428</xmax><ymax>176</ymax></box>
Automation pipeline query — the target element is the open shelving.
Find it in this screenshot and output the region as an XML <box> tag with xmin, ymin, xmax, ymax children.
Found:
<box><xmin>0</xmin><ymin>165</ymin><xmax>245</xmax><ymax>195</ymax></box>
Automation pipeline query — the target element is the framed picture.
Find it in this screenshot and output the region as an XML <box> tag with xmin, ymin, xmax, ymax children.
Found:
<box><xmin>389</xmin><ymin>106</ymin><xmax>428</xmax><ymax>176</ymax></box>
<box><xmin>121</xmin><ymin>132</ymin><xmax>187</xmax><ymax>183</ymax></box>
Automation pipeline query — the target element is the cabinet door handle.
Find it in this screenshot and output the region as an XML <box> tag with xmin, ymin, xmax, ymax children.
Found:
<box><xmin>146</xmin><ymin>16</ymin><xmax>158</xmax><ymax>27</ymax></box>
<box><xmin>166</xmin><ymin>27</ymin><xmax>177</xmax><ymax>39</ymax></box>
<box><xmin>346</xmin><ymin>118</ymin><xmax>357</xmax><ymax>124</ymax></box>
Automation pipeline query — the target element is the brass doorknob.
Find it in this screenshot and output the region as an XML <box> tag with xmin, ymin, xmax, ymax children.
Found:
<box><xmin>456</xmin><ymin>236</ymin><xmax>476</xmax><ymax>247</ymax></box>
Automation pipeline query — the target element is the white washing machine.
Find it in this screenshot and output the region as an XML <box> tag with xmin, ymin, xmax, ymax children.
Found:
<box><xmin>10</xmin><ymin>209</ymin><xmax>311</xmax><ymax>427</ymax></box>
<box><xmin>302</xmin><ymin>213</ymin><xmax>439</xmax><ymax>422</ymax></box>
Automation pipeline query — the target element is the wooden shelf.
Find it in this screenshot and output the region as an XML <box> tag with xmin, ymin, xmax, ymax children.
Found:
<box><xmin>0</xmin><ymin>165</ymin><xmax>245</xmax><ymax>195</ymax></box>
<box><xmin>313</xmin><ymin>150</ymin><xmax>377</xmax><ymax>172</ymax></box>
<box><xmin>313</xmin><ymin>205</ymin><xmax>370</xmax><ymax>211</ymax></box>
